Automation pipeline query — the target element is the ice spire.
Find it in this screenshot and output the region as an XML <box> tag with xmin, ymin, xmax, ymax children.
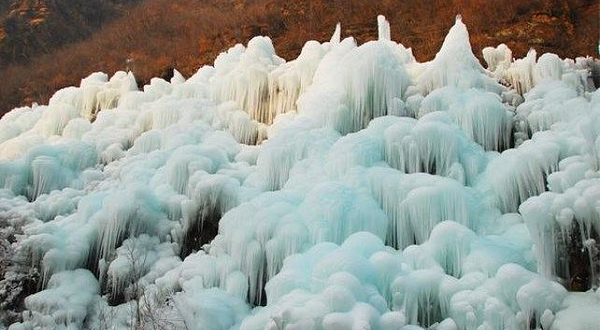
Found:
<box><xmin>171</xmin><ymin>69</ymin><xmax>186</xmax><ymax>84</ymax></box>
<box><xmin>377</xmin><ymin>15</ymin><xmax>391</xmax><ymax>41</ymax></box>
<box><xmin>438</xmin><ymin>14</ymin><xmax>475</xmax><ymax>65</ymax></box>
<box><xmin>330</xmin><ymin>23</ymin><xmax>341</xmax><ymax>44</ymax></box>
<box><xmin>416</xmin><ymin>13</ymin><xmax>502</xmax><ymax>94</ymax></box>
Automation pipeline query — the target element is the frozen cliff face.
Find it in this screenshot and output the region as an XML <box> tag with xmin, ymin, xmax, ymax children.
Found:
<box><xmin>1</xmin><ymin>14</ymin><xmax>600</xmax><ymax>330</ymax></box>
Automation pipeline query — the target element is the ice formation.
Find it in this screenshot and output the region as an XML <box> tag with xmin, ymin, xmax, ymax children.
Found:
<box><xmin>416</xmin><ymin>16</ymin><xmax>502</xmax><ymax>95</ymax></box>
<box><xmin>381</xmin><ymin>113</ymin><xmax>488</xmax><ymax>185</ymax></box>
<box><xmin>9</xmin><ymin>269</ymin><xmax>100</xmax><ymax>330</ymax></box>
<box><xmin>1</xmin><ymin>14</ymin><xmax>600</xmax><ymax>330</ymax></box>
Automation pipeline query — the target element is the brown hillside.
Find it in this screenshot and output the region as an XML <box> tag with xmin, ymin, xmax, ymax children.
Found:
<box><xmin>0</xmin><ymin>0</ymin><xmax>598</xmax><ymax>115</ymax></box>
<box><xmin>0</xmin><ymin>0</ymin><xmax>141</xmax><ymax>66</ymax></box>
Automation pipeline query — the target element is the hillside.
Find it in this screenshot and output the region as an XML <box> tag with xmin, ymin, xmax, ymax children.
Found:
<box><xmin>0</xmin><ymin>0</ymin><xmax>598</xmax><ymax>114</ymax></box>
<box><xmin>0</xmin><ymin>0</ymin><xmax>139</xmax><ymax>66</ymax></box>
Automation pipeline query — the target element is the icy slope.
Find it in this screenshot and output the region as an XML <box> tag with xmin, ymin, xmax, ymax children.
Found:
<box><xmin>1</xmin><ymin>15</ymin><xmax>600</xmax><ymax>330</ymax></box>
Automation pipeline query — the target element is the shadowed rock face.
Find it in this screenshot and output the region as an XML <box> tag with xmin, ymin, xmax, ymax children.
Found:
<box><xmin>566</xmin><ymin>221</ymin><xmax>599</xmax><ymax>292</ymax></box>
<box><xmin>0</xmin><ymin>0</ymin><xmax>598</xmax><ymax>114</ymax></box>
<box><xmin>0</xmin><ymin>216</ymin><xmax>40</xmax><ymax>325</ymax></box>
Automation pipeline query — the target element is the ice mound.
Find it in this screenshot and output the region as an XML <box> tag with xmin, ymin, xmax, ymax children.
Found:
<box><xmin>1</xmin><ymin>14</ymin><xmax>599</xmax><ymax>330</ymax></box>
<box><xmin>296</xmin><ymin>22</ymin><xmax>415</xmax><ymax>134</ymax></box>
<box><xmin>550</xmin><ymin>289</ymin><xmax>600</xmax><ymax>330</ymax></box>
<box><xmin>237</xmin><ymin>230</ymin><xmax>562</xmax><ymax>330</ymax></box>
<box><xmin>267</xmin><ymin>25</ymin><xmax>342</xmax><ymax>123</ymax></box>
<box><xmin>9</xmin><ymin>269</ymin><xmax>99</xmax><ymax>330</ymax></box>
<box><xmin>0</xmin><ymin>141</ymin><xmax>97</xmax><ymax>201</ymax></box>
<box><xmin>49</xmin><ymin>71</ymin><xmax>138</xmax><ymax>121</ymax></box>
<box><xmin>416</xmin><ymin>16</ymin><xmax>502</xmax><ymax>95</ymax></box>
<box><xmin>210</xmin><ymin>36</ymin><xmax>284</xmax><ymax>124</ymax></box>
<box><xmin>382</xmin><ymin>112</ymin><xmax>488</xmax><ymax>184</ymax></box>
<box><xmin>521</xmin><ymin>175</ymin><xmax>600</xmax><ymax>289</ymax></box>
<box><xmin>483</xmin><ymin>46</ymin><xmax>597</xmax><ymax>97</ymax></box>
<box><xmin>419</xmin><ymin>87</ymin><xmax>513</xmax><ymax>151</ymax></box>
<box><xmin>240</xmin><ymin>232</ymin><xmax>406</xmax><ymax>330</ymax></box>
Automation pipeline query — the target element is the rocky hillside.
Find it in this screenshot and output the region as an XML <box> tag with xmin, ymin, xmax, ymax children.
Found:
<box><xmin>0</xmin><ymin>0</ymin><xmax>598</xmax><ymax>114</ymax></box>
<box><xmin>0</xmin><ymin>0</ymin><xmax>141</xmax><ymax>66</ymax></box>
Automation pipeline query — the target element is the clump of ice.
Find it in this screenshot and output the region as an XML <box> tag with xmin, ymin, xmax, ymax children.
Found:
<box><xmin>9</xmin><ymin>269</ymin><xmax>99</xmax><ymax>330</ymax></box>
<box><xmin>520</xmin><ymin>176</ymin><xmax>600</xmax><ymax>286</ymax></box>
<box><xmin>419</xmin><ymin>87</ymin><xmax>513</xmax><ymax>151</ymax></box>
<box><xmin>416</xmin><ymin>16</ymin><xmax>502</xmax><ymax>95</ymax></box>
<box><xmin>382</xmin><ymin>112</ymin><xmax>488</xmax><ymax>184</ymax></box>
<box><xmin>296</xmin><ymin>26</ymin><xmax>415</xmax><ymax>134</ymax></box>
<box><xmin>551</xmin><ymin>289</ymin><xmax>600</xmax><ymax>330</ymax></box>
<box><xmin>210</xmin><ymin>37</ymin><xmax>284</xmax><ymax>124</ymax></box>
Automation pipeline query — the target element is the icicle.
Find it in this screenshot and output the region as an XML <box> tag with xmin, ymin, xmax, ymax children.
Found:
<box><xmin>267</xmin><ymin>39</ymin><xmax>330</xmax><ymax>124</ymax></box>
<box><xmin>534</xmin><ymin>53</ymin><xmax>564</xmax><ymax>84</ymax></box>
<box><xmin>256</xmin><ymin>128</ymin><xmax>339</xmax><ymax>190</ymax></box>
<box><xmin>243</xmin><ymin>233</ymin><xmax>401</xmax><ymax>330</ymax></box>
<box><xmin>506</xmin><ymin>49</ymin><xmax>537</xmax><ymax>95</ymax></box>
<box><xmin>31</xmin><ymin>103</ymin><xmax>81</xmax><ymax>137</ymax></box>
<box><xmin>480</xmin><ymin>137</ymin><xmax>560</xmax><ymax>213</ymax></box>
<box><xmin>211</xmin><ymin>37</ymin><xmax>284</xmax><ymax>124</ymax></box>
<box><xmin>521</xmin><ymin>177</ymin><xmax>600</xmax><ymax>290</ymax></box>
<box><xmin>30</xmin><ymin>156</ymin><xmax>63</xmax><ymax>201</ymax></box>
<box><xmin>368</xmin><ymin>168</ymin><xmax>494</xmax><ymax>249</ymax></box>
<box><xmin>105</xmin><ymin>235</ymin><xmax>177</xmax><ymax>302</ymax></box>
<box><xmin>297</xmin><ymin>30</ymin><xmax>414</xmax><ymax>134</ymax></box>
<box><xmin>383</xmin><ymin>113</ymin><xmax>488</xmax><ymax>185</ymax></box>
<box><xmin>95</xmin><ymin>187</ymin><xmax>169</xmax><ymax>264</ymax></box>
<box><xmin>182</xmin><ymin>174</ymin><xmax>240</xmax><ymax>256</ymax></box>
<box><xmin>392</xmin><ymin>270</ymin><xmax>445</xmax><ymax>327</ymax></box>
